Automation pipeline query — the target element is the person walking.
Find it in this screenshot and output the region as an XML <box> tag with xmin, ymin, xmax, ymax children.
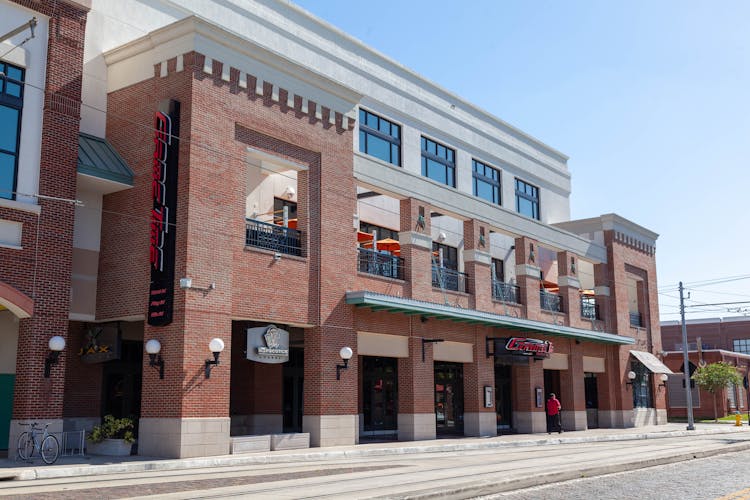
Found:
<box><xmin>546</xmin><ymin>392</ymin><xmax>562</xmax><ymax>434</ymax></box>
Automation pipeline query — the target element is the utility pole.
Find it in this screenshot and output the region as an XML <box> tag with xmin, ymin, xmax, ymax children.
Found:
<box><xmin>679</xmin><ymin>281</ymin><xmax>695</xmax><ymax>430</ymax></box>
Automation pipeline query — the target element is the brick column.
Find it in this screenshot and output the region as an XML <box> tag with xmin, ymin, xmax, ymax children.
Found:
<box><xmin>463</xmin><ymin>327</ymin><xmax>497</xmax><ymax>437</ymax></box>
<box><xmin>512</xmin><ymin>357</ymin><xmax>546</xmax><ymax>433</ymax></box>
<box><xmin>514</xmin><ymin>237</ymin><xmax>541</xmax><ymax>320</ymax></box>
<box><xmin>398</xmin><ymin>336</ymin><xmax>436</xmax><ymax>440</ymax></box>
<box><xmin>399</xmin><ymin>199</ymin><xmax>433</xmax><ymax>299</ymax></box>
<box><xmin>557</xmin><ymin>251</ymin><xmax>582</xmax><ymax>328</ymax></box>
<box><xmin>463</xmin><ymin>220</ymin><xmax>492</xmax><ymax>311</ymax></box>
<box><xmin>594</xmin><ymin>262</ymin><xmax>611</xmax><ymax>330</ymax></box>
<box><xmin>559</xmin><ymin>345</ymin><xmax>587</xmax><ymax>430</ymax></box>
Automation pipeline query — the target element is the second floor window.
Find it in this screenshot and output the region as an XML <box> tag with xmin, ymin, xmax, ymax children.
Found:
<box><xmin>734</xmin><ymin>339</ymin><xmax>750</xmax><ymax>355</ymax></box>
<box><xmin>491</xmin><ymin>258</ymin><xmax>504</xmax><ymax>281</ymax></box>
<box><xmin>432</xmin><ymin>242</ymin><xmax>458</xmax><ymax>270</ymax></box>
<box><xmin>360</xmin><ymin>221</ymin><xmax>399</xmax><ymax>241</ymax></box>
<box><xmin>421</xmin><ymin>137</ymin><xmax>455</xmax><ymax>187</ymax></box>
<box><xmin>0</xmin><ymin>62</ymin><xmax>24</xmax><ymax>201</ymax></box>
<box><xmin>473</xmin><ymin>160</ymin><xmax>500</xmax><ymax>205</ymax></box>
<box><xmin>515</xmin><ymin>178</ymin><xmax>539</xmax><ymax>220</ymax></box>
<box><xmin>273</xmin><ymin>198</ymin><xmax>297</xmax><ymax>224</ymax></box>
<box><xmin>359</xmin><ymin>109</ymin><xmax>401</xmax><ymax>166</ymax></box>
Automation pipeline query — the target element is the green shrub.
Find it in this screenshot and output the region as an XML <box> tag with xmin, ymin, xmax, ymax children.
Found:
<box><xmin>88</xmin><ymin>415</ymin><xmax>135</xmax><ymax>444</ymax></box>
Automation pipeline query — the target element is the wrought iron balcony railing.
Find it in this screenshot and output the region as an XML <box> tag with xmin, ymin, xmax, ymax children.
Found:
<box><xmin>491</xmin><ymin>280</ymin><xmax>521</xmax><ymax>304</ymax></box>
<box><xmin>245</xmin><ymin>218</ymin><xmax>302</xmax><ymax>256</ymax></box>
<box><xmin>357</xmin><ymin>248</ymin><xmax>404</xmax><ymax>280</ymax></box>
<box><xmin>432</xmin><ymin>265</ymin><xmax>468</xmax><ymax>293</ymax></box>
<box><xmin>540</xmin><ymin>290</ymin><xmax>563</xmax><ymax>312</ymax></box>
<box><xmin>580</xmin><ymin>295</ymin><xmax>600</xmax><ymax>320</ymax></box>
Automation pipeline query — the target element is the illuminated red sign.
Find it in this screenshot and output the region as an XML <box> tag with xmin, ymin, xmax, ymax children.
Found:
<box><xmin>504</xmin><ymin>337</ymin><xmax>553</xmax><ymax>358</ymax></box>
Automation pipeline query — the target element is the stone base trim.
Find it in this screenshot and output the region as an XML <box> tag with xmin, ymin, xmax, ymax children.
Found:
<box><xmin>513</xmin><ymin>411</ymin><xmax>546</xmax><ymax>434</ymax></box>
<box><xmin>138</xmin><ymin>417</ymin><xmax>230</xmax><ymax>458</ymax></box>
<box><xmin>230</xmin><ymin>435</ymin><xmax>271</xmax><ymax>454</ymax></box>
<box><xmin>464</xmin><ymin>412</ymin><xmax>497</xmax><ymax>437</ymax></box>
<box><xmin>598</xmin><ymin>410</ymin><xmax>634</xmax><ymax>428</ymax></box>
<box><xmin>561</xmin><ymin>410</ymin><xmax>587</xmax><ymax>431</ymax></box>
<box><xmin>271</xmin><ymin>432</ymin><xmax>310</xmax><ymax>450</ymax></box>
<box><xmin>303</xmin><ymin>415</ymin><xmax>357</xmax><ymax>447</ymax></box>
<box><xmin>230</xmin><ymin>414</ymin><xmax>282</xmax><ymax>435</ymax></box>
<box><xmin>398</xmin><ymin>413</ymin><xmax>435</xmax><ymax>441</ymax></box>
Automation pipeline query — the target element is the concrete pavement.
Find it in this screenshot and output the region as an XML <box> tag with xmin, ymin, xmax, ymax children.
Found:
<box><xmin>2</xmin><ymin>422</ymin><xmax>749</xmax><ymax>485</ymax></box>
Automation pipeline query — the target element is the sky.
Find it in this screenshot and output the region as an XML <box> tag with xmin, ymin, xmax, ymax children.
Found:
<box><xmin>293</xmin><ymin>0</ymin><xmax>750</xmax><ymax>322</ymax></box>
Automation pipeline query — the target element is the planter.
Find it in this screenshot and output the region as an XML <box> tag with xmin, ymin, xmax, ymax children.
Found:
<box><xmin>87</xmin><ymin>438</ymin><xmax>133</xmax><ymax>456</ymax></box>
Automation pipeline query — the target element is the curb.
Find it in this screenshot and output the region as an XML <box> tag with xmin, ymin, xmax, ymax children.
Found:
<box><xmin>386</xmin><ymin>440</ymin><xmax>750</xmax><ymax>499</ymax></box>
<box><xmin>8</xmin><ymin>426</ymin><xmax>749</xmax><ymax>481</ymax></box>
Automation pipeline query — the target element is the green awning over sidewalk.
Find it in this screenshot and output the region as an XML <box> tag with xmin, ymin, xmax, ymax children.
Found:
<box><xmin>78</xmin><ymin>132</ymin><xmax>134</xmax><ymax>186</ymax></box>
<box><xmin>346</xmin><ymin>290</ymin><xmax>635</xmax><ymax>345</ymax></box>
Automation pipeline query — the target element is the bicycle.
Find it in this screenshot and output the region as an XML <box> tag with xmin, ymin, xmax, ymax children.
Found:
<box><xmin>16</xmin><ymin>422</ymin><xmax>60</xmax><ymax>465</ymax></box>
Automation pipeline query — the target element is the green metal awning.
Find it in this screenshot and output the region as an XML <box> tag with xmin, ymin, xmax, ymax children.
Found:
<box><xmin>77</xmin><ymin>132</ymin><xmax>134</xmax><ymax>186</ymax></box>
<box><xmin>346</xmin><ymin>291</ymin><xmax>635</xmax><ymax>345</ymax></box>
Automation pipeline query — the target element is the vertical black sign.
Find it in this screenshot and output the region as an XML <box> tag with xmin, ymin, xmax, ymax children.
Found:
<box><xmin>148</xmin><ymin>100</ymin><xmax>180</xmax><ymax>326</ymax></box>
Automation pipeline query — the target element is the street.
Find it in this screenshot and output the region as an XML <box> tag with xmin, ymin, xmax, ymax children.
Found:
<box><xmin>1</xmin><ymin>431</ymin><xmax>749</xmax><ymax>499</ymax></box>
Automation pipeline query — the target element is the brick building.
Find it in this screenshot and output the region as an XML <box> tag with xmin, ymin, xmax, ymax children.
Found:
<box><xmin>0</xmin><ymin>0</ymin><xmax>669</xmax><ymax>458</ymax></box>
<box><xmin>661</xmin><ymin>318</ymin><xmax>750</xmax><ymax>420</ymax></box>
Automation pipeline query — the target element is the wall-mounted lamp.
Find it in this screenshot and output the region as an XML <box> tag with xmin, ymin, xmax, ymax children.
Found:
<box><xmin>44</xmin><ymin>336</ymin><xmax>65</xmax><ymax>378</ymax></box>
<box><xmin>273</xmin><ymin>252</ymin><xmax>282</xmax><ymax>261</ymax></box>
<box><xmin>658</xmin><ymin>373</ymin><xmax>669</xmax><ymax>390</ymax></box>
<box><xmin>437</xmin><ymin>231</ymin><xmax>447</xmax><ymax>243</ymax></box>
<box><xmin>422</xmin><ymin>338</ymin><xmax>445</xmax><ymax>362</ymax></box>
<box><xmin>625</xmin><ymin>370</ymin><xmax>637</xmax><ymax>389</ymax></box>
<box><xmin>180</xmin><ymin>277</ymin><xmax>216</xmax><ymax>295</ymax></box>
<box><xmin>205</xmin><ymin>338</ymin><xmax>225</xmax><ymax>379</ymax></box>
<box><xmin>145</xmin><ymin>339</ymin><xmax>164</xmax><ymax>379</ymax></box>
<box><xmin>283</xmin><ymin>185</ymin><xmax>296</xmax><ymax>199</ymax></box>
<box><xmin>336</xmin><ymin>346</ymin><xmax>353</xmax><ymax>380</ymax></box>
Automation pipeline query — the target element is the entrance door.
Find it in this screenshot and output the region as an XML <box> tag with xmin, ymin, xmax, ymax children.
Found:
<box><xmin>101</xmin><ymin>340</ymin><xmax>143</xmax><ymax>423</ymax></box>
<box><xmin>283</xmin><ymin>348</ymin><xmax>304</xmax><ymax>433</ymax></box>
<box><xmin>494</xmin><ymin>363</ymin><xmax>513</xmax><ymax>432</ymax></box>
<box><xmin>362</xmin><ymin>356</ymin><xmax>398</xmax><ymax>434</ymax></box>
<box><xmin>434</xmin><ymin>362</ymin><xmax>464</xmax><ymax>435</ymax></box>
<box><xmin>584</xmin><ymin>372</ymin><xmax>599</xmax><ymax>429</ymax></box>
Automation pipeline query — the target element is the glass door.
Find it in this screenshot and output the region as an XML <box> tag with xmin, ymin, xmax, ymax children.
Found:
<box><xmin>495</xmin><ymin>363</ymin><xmax>513</xmax><ymax>432</ymax></box>
<box><xmin>362</xmin><ymin>356</ymin><xmax>398</xmax><ymax>434</ymax></box>
<box><xmin>434</xmin><ymin>362</ymin><xmax>464</xmax><ymax>435</ymax></box>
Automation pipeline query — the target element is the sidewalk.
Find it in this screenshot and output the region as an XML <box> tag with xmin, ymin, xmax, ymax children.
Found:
<box><xmin>2</xmin><ymin>423</ymin><xmax>748</xmax><ymax>482</ymax></box>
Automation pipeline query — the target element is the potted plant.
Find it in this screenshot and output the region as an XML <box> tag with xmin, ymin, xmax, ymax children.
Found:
<box><xmin>87</xmin><ymin>415</ymin><xmax>135</xmax><ymax>456</ymax></box>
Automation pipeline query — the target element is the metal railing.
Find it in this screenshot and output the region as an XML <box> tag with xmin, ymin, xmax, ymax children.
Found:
<box><xmin>580</xmin><ymin>296</ymin><xmax>600</xmax><ymax>320</ymax></box>
<box><xmin>432</xmin><ymin>265</ymin><xmax>468</xmax><ymax>293</ymax></box>
<box><xmin>629</xmin><ymin>312</ymin><xmax>643</xmax><ymax>327</ymax></box>
<box><xmin>357</xmin><ymin>248</ymin><xmax>404</xmax><ymax>280</ymax></box>
<box><xmin>245</xmin><ymin>218</ymin><xmax>302</xmax><ymax>256</ymax></box>
<box><xmin>540</xmin><ymin>290</ymin><xmax>563</xmax><ymax>312</ymax></box>
<box><xmin>492</xmin><ymin>280</ymin><xmax>520</xmax><ymax>304</ymax></box>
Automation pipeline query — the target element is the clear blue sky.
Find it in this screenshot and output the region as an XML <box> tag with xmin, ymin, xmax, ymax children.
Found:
<box><xmin>293</xmin><ymin>0</ymin><xmax>750</xmax><ymax>322</ymax></box>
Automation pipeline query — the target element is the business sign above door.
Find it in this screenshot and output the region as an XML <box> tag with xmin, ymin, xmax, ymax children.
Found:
<box><xmin>488</xmin><ymin>337</ymin><xmax>553</xmax><ymax>361</ymax></box>
<box><xmin>78</xmin><ymin>325</ymin><xmax>121</xmax><ymax>364</ymax></box>
<box><xmin>246</xmin><ymin>325</ymin><xmax>290</xmax><ymax>364</ymax></box>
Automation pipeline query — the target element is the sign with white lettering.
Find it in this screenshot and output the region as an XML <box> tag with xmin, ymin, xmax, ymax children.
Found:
<box><xmin>246</xmin><ymin>325</ymin><xmax>290</xmax><ymax>364</ymax></box>
<box><xmin>494</xmin><ymin>337</ymin><xmax>552</xmax><ymax>360</ymax></box>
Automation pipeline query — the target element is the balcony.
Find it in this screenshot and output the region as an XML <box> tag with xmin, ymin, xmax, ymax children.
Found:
<box><xmin>629</xmin><ymin>312</ymin><xmax>643</xmax><ymax>327</ymax></box>
<box><xmin>245</xmin><ymin>218</ymin><xmax>302</xmax><ymax>256</ymax></box>
<box><xmin>432</xmin><ymin>265</ymin><xmax>468</xmax><ymax>293</ymax></box>
<box><xmin>492</xmin><ymin>280</ymin><xmax>520</xmax><ymax>304</ymax></box>
<box><xmin>540</xmin><ymin>290</ymin><xmax>563</xmax><ymax>313</ymax></box>
<box><xmin>580</xmin><ymin>295</ymin><xmax>600</xmax><ymax>320</ymax></box>
<box><xmin>357</xmin><ymin>248</ymin><xmax>404</xmax><ymax>280</ymax></box>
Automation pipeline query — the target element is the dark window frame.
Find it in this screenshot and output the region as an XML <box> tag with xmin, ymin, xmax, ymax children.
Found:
<box><xmin>473</xmin><ymin>159</ymin><xmax>501</xmax><ymax>205</ymax></box>
<box><xmin>0</xmin><ymin>62</ymin><xmax>25</xmax><ymax>201</ymax></box>
<box><xmin>273</xmin><ymin>197</ymin><xmax>298</xmax><ymax>224</ymax></box>
<box><xmin>432</xmin><ymin>242</ymin><xmax>458</xmax><ymax>271</ymax></box>
<box><xmin>421</xmin><ymin>136</ymin><xmax>456</xmax><ymax>187</ymax></box>
<box><xmin>515</xmin><ymin>178</ymin><xmax>540</xmax><ymax>220</ymax></box>
<box><xmin>359</xmin><ymin>108</ymin><xmax>401</xmax><ymax>166</ymax></box>
<box><xmin>360</xmin><ymin>221</ymin><xmax>399</xmax><ymax>242</ymax></box>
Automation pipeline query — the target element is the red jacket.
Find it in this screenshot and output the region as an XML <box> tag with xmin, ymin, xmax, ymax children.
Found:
<box><xmin>546</xmin><ymin>397</ymin><xmax>561</xmax><ymax>416</ymax></box>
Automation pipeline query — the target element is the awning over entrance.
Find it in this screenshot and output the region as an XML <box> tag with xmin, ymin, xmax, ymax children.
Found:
<box><xmin>346</xmin><ymin>291</ymin><xmax>635</xmax><ymax>345</ymax></box>
<box><xmin>630</xmin><ymin>350</ymin><xmax>673</xmax><ymax>374</ymax></box>
<box><xmin>78</xmin><ymin>132</ymin><xmax>134</xmax><ymax>186</ymax></box>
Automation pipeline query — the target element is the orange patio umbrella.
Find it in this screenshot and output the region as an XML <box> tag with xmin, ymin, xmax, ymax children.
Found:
<box><xmin>363</xmin><ymin>238</ymin><xmax>400</xmax><ymax>253</ymax></box>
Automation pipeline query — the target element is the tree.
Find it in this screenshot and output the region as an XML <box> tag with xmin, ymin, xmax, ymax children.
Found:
<box><xmin>692</xmin><ymin>361</ymin><xmax>743</xmax><ymax>422</ymax></box>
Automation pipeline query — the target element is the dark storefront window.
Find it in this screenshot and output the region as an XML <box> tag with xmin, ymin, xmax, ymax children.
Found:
<box><xmin>362</xmin><ymin>356</ymin><xmax>398</xmax><ymax>434</ymax></box>
<box><xmin>631</xmin><ymin>361</ymin><xmax>653</xmax><ymax>408</ymax></box>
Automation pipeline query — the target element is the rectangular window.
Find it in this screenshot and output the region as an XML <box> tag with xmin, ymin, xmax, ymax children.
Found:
<box><xmin>0</xmin><ymin>62</ymin><xmax>24</xmax><ymax>201</ymax></box>
<box><xmin>734</xmin><ymin>339</ymin><xmax>750</xmax><ymax>355</ymax></box>
<box><xmin>491</xmin><ymin>258</ymin><xmax>504</xmax><ymax>281</ymax></box>
<box><xmin>359</xmin><ymin>109</ymin><xmax>401</xmax><ymax>166</ymax></box>
<box><xmin>473</xmin><ymin>159</ymin><xmax>500</xmax><ymax>205</ymax></box>
<box><xmin>432</xmin><ymin>242</ymin><xmax>458</xmax><ymax>270</ymax></box>
<box><xmin>360</xmin><ymin>221</ymin><xmax>399</xmax><ymax>241</ymax></box>
<box><xmin>421</xmin><ymin>136</ymin><xmax>455</xmax><ymax>187</ymax></box>
<box><xmin>273</xmin><ymin>198</ymin><xmax>297</xmax><ymax>224</ymax></box>
<box><xmin>515</xmin><ymin>178</ymin><xmax>539</xmax><ymax>220</ymax></box>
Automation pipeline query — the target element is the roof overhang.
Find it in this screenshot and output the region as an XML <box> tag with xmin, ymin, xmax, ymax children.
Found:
<box><xmin>346</xmin><ymin>291</ymin><xmax>635</xmax><ymax>345</ymax></box>
<box><xmin>77</xmin><ymin>133</ymin><xmax>134</xmax><ymax>193</ymax></box>
<box><xmin>630</xmin><ymin>350</ymin><xmax>673</xmax><ymax>374</ymax></box>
